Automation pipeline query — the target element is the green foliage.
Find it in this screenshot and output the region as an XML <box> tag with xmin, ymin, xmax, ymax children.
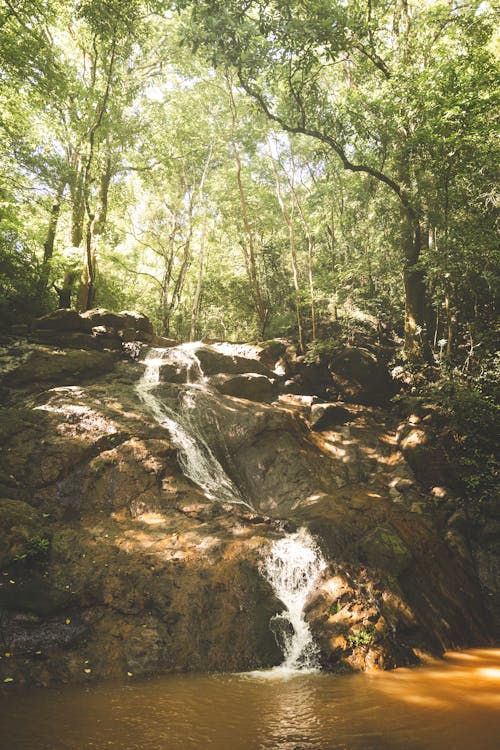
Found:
<box><xmin>428</xmin><ymin>373</ymin><xmax>499</xmax><ymax>505</ymax></box>
<box><xmin>0</xmin><ymin>236</ymin><xmax>46</xmax><ymax>327</ymax></box>
<box><xmin>14</xmin><ymin>536</ymin><xmax>51</xmax><ymax>563</ymax></box>
<box><xmin>304</xmin><ymin>338</ymin><xmax>339</xmax><ymax>364</ymax></box>
<box><xmin>347</xmin><ymin>625</ymin><xmax>375</xmax><ymax>649</ymax></box>
<box><xmin>0</xmin><ymin>0</ymin><xmax>496</xmax><ymax>366</ymax></box>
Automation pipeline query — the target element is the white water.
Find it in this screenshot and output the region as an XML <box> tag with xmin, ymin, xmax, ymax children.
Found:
<box><xmin>136</xmin><ymin>346</ymin><xmax>252</xmax><ymax>509</ymax></box>
<box><xmin>260</xmin><ymin>528</ymin><xmax>327</xmax><ymax>674</ymax></box>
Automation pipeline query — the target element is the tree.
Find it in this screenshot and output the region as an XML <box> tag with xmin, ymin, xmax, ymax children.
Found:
<box><xmin>178</xmin><ymin>0</ymin><xmax>498</xmax><ymax>359</ymax></box>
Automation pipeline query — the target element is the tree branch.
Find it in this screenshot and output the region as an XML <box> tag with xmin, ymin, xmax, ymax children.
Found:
<box><xmin>237</xmin><ymin>69</ymin><xmax>414</xmax><ymax>216</ymax></box>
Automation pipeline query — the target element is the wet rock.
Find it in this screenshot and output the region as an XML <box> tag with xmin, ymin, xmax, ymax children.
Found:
<box><xmin>3</xmin><ymin>611</ymin><xmax>90</xmax><ymax>653</ymax></box>
<box><xmin>305</xmin><ymin>562</ymin><xmax>423</xmax><ymax>671</ymax></box>
<box><xmin>0</xmin><ymin>498</ymin><xmax>50</xmax><ymax>567</ymax></box>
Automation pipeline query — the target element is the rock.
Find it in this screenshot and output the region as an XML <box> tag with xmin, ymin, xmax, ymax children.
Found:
<box><xmin>209</xmin><ymin>373</ymin><xmax>278</xmax><ymax>403</ymax></box>
<box><xmin>32</xmin><ymin>309</ymin><xmax>92</xmax><ymax>333</ymax></box>
<box><xmin>194</xmin><ymin>345</ymin><xmax>272</xmax><ymax>377</ymax></box>
<box><xmin>90</xmin><ymin>326</ymin><xmax>123</xmax><ymax>350</ymax></box>
<box><xmin>5</xmin><ymin>347</ymin><xmax>115</xmax><ymax>388</ymax></box>
<box><xmin>150</xmin><ymin>335</ymin><xmax>179</xmax><ymax>347</ymax></box>
<box><xmin>358</xmin><ymin>525</ymin><xmax>413</xmax><ymax>576</ymax></box>
<box><xmin>1</xmin><ymin>346</ymin><xmax>115</xmax><ymax>388</ymax></box>
<box><xmin>0</xmin><ymin>335</ymin><xmax>496</xmax><ymax>688</ymax></box>
<box><xmin>118</xmin><ymin>310</ymin><xmax>154</xmax><ymax>335</ymax></box>
<box><xmin>30</xmin><ymin>330</ymin><xmax>102</xmax><ymax>350</ymax></box>
<box><xmin>328</xmin><ymin>347</ymin><xmax>396</xmax><ymax>405</ymax></box>
<box><xmin>30</xmin><ymin>309</ymin><xmax>155</xmax><ymax>350</ymax></box>
<box><xmin>10</xmin><ymin>324</ymin><xmax>29</xmax><ymax>336</ymax></box>
<box><xmin>82</xmin><ymin>310</ymin><xmax>154</xmax><ymax>343</ymax></box>
<box><xmin>310</xmin><ymin>403</ymin><xmax>352</xmax><ymax>431</ymax></box>
<box><xmin>0</xmin><ymin>498</ymin><xmax>50</xmax><ymax>567</ymax></box>
<box><xmin>399</xmin><ymin>426</ymin><xmax>455</xmax><ymax>490</ymax></box>
<box><xmin>284</xmin><ymin>359</ymin><xmax>335</xmax><ymax>398</ymax></box>
<box><xmin>255</xmin><ymin>339</ymin><xmax>290</xmax><ymax>371</ymax></box>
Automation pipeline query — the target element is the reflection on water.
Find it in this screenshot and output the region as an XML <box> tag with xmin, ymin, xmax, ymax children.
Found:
<box><xmin>0</xmin><ymin>649</ymin><xmax>499</xmax><ymax>750</ymax></box>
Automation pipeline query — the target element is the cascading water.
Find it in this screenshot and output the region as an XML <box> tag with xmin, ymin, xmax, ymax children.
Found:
<box><xmin>136</xmin><ymin>345</ymin><xmax>252</xmax><ymax>509</ymax></box>
<box><xmin>138</xmin><ymin>347</ymin><xmax>324</xmax><ymax>673</ymax></box>
<box><xmin>260</xmin><ymin>527</ymin><xmax>327</xmax><ymax>673</ymax></box>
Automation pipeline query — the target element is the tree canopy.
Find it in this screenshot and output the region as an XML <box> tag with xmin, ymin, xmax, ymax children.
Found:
<box><xmin>0</xmin><ymin>0</ymin><xmax>498</xmax><ymax>364</ymax></box>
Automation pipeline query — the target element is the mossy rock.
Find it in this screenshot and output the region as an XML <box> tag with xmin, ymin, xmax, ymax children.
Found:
<box><xmin>359</xmin><ymin>526</ymin><xmax>412</xmax><ymax>575</ymax></box>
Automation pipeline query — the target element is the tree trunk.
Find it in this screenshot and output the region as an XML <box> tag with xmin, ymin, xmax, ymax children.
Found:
<box><xmin>401</xmin><ymin>207</ymin><xmax>433</xmax><ymax>361</ymax></box>
<box><xmin>270</xmin><ymin>152</ymin><xmax>304</xmax><ymax>353</ymax></box>
<box><xmin>70</xmin><ymin>163</ymin><xmax>85</xmax><ymax>248</ymax></box>
<box><xmin>288</xmin><ymin>162</ymin><xmax>317</xmax><ymax>342</ymax></box>
<box><xmin>77</xmin><ymin>215</ymin><xmax>96</xmax><ymax>311</ymax></box>
<box><xmin>227</xmin><ymin>76</ymin><xmax>268</xmax><ymax>337</ymax></box>
<box><xmin>77</xmin><ymin>154</ymin><xmax>112</xmax><ymax>312</ymax></box>
<box><xmin>55</xmin><ymin>268</ymin><xmax>79</xmax><ymax>309</ymax></box>
<box><xmin>39</xmin><ymin>180</ymin><xmax>65</xmax><ymax>293</ymax></box>
<box><xmin>190</xmin><ymin>212</ymin><xmax>208</xmax><ymax>341</ymax></box>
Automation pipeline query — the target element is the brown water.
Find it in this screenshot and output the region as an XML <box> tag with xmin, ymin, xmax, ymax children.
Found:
<box><xmin>1</xmin><ymin>649</ymin><xmax>499</xmax><ymax>750</ymax></box>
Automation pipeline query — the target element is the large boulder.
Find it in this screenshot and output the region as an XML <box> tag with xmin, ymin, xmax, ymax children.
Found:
<box><xmin>80</xmin><ymin>309</ymin><xmax>146</xmax><ymax>332</ymax></box>
<box><xmin>194</xmin><ymin>345</ymin><xmax>273</xmax><ymax>378</ymax></box>
<box><xmin>209</xmin><ymin>373</ymin><xmax>278</xmax><ymax>403</ymax></box>
<box><xmin>254</xmin><ymin>339</ymin><xmax>291</xmax><ymax>373</ymax></box>
<box><xmin>328</xmin><ymin>347</ymin><xmax>396</xmax><ymax>405</ymax></box>
<box><xmin>1</xmin><ymin>346</ymin><xmax>115</xmax><ymax>388</ymax></box>
<box><xmin>30</xmin><ymin>309</ymin><xmax>155</xmax><ymax>351</ymax></box>
<box><xmin>32</xmin><ymin>309</ymin><xmax>92</xmax><ymax>333</ymax></box>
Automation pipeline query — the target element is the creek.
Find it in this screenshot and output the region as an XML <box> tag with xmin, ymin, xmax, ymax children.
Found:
<box><xmin>1</xmin><ymin>650</ymin><xmax>499</xmax><ymax>750</ymax></box>
<box><xmin>136</xmin><ymin>345</ymin><xmax>252</xmax><ymax>508</ymax></box>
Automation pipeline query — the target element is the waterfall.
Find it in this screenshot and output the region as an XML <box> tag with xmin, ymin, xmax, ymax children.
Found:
<box><xmin>261</xmin><ymin>528</ymin><xmax>326</xmax><ymax>673</ymax></box>
<box><xmin>136</xmin><ymin>346</ymin><xmax>252</xmax><ymax>509</ymax></box>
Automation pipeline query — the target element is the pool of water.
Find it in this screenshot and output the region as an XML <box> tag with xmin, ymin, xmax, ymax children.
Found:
<box><xmin>1</xmin><ymin>649</ymin><xmax>499</xmax><ymax>750</ymax></box>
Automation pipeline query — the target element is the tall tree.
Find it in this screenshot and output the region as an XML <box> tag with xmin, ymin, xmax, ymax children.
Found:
<box><xmin>178</xmin><ymin>0</ymin><xmax>498</xmax><ymax>359</ymax></box>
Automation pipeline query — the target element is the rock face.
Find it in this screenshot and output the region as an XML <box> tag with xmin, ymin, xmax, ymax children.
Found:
<box><xmin>0</xmin><ymin>330</ymin><xmax>496</xmax><ymax>687</ymax></box>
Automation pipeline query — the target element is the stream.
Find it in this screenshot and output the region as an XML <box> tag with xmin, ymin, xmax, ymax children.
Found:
<box><xmin>1</xmin><ymin>649</ymin><xmax>499</xmax><ymax>750</ymax></box>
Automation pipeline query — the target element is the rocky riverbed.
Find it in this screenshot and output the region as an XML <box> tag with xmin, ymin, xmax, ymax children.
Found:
<box><xmin>0</xmin><ymin>310</ymin><xmax>497</xmax><ymax>687</ymax></box>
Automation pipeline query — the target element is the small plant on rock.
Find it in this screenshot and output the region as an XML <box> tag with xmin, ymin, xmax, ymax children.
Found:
<box><xmin>347</xmin><ymin>625</ymin><xmax>376</xmax><ymax>648</ymax></box>
<box><xmin>14</xmin><ymin>535</ymin><xmax>50</xmax><ymax>562</ymax></box>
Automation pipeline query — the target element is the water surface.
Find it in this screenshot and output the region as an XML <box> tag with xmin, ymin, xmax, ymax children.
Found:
<box><xmin>1</xmin><ymin>649</ymin><xmax>499</xmax><ymax>750</ymax></box>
